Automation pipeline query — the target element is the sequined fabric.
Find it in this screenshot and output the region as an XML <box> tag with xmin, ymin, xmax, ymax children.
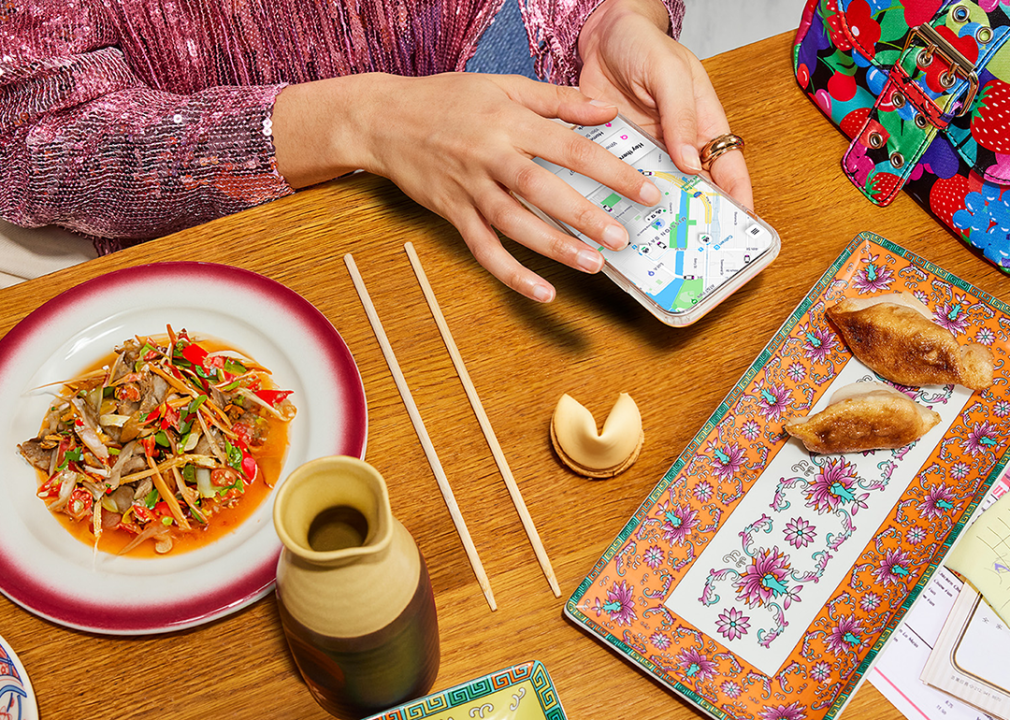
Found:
<box><xmin>0</xmin><ymin>0</ymin><xmax>684</xmax><ymax>253</ymax></box>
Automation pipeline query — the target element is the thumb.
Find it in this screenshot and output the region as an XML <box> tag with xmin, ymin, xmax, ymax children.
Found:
<box><xmin>660</xmin><ymin>101</ymin><xmax>703</xmax><ymax>175</ymax></box>
<box><xmin>653</xmin><ymin>62</ymin><xmax>704</xmax><ymax>175</ymax></box>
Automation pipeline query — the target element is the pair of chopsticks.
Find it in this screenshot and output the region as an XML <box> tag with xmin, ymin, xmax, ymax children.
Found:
<box><xmin>345</xmin><ymin>244</ymin><xmax>560</xmax><ymax>611</ymax></box>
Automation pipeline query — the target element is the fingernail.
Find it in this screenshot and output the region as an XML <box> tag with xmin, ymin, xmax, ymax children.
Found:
<box><xmin>532</xmin><ymin>283</ymin><xmax>555</xmax><ymax>303</ymax></box>
<box><xmin>639</xmin><ymin>180</ymin><xmax>662</xmax><ymax>206</ymax></box>
<box><xmin>576</xmin><ymin>248</ymin><xmax>605</xmax><ymax>273</ymax></box>
<box><xmin>681</xmin><ymin>144</ymin><xmax>703</xmax><ymax>173</ymax></box>
<box><xmin>602</xmin><ymin>223</ymin><xmax>628</xmax><ymax>250</ymax></box>
<box><xmin>590</xmin><ymin>99</ymin><xmax>617</xmax><ymax>108</ymax></box>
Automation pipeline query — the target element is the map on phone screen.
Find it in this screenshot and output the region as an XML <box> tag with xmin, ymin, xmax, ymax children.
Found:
<box><xmin>532</xmin><ymin>119</ymin><xmax>774</xmax><ymax>314</ymax></box>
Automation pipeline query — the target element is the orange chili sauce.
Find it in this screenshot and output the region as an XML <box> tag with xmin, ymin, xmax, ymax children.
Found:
<box><xmin>38</xmin><ymin>334</ymin><xmax>292</xmax><ymax>558</ymax></box>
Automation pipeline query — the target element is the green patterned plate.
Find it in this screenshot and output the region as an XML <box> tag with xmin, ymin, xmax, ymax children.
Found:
<box><xmin>363</xmin><ymin>660</ymin><xmax>566</xmax><ymax>719</ymax></box>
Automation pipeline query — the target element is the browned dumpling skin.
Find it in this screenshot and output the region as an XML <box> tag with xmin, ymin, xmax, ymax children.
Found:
<box><xmin>826</xmin><ymin>293</ymin><xmax>994</xmax><ymax>390</ymax></box>
<box><xmin>784</xmin><ymin>382</ymin><xmax>941</xmax><ymax>454</ymax></box>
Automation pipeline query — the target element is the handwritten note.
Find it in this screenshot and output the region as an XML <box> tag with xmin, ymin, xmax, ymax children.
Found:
<box><xmin>946</xmin><ymin>490</ymin><xmax>1010</xmax><ymax>626</ymax></box>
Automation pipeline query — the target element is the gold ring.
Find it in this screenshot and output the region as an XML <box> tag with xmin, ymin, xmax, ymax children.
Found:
<box><xmin>700</xmin><ymin>133</ymin><xmax>745</xmax><ymax>170</ymax></box>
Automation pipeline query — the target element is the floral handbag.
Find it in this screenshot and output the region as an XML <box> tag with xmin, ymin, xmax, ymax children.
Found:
<box><xmin>793</xmin><ymin>0</ymin><xmax>1010</xmax><ymax>273</ymax></box>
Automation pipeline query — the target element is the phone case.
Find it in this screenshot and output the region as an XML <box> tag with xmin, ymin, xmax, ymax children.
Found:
<box><xmin>523</xmin><ymin>115</ymin><xmax>780</xmax><ymax>327</ymax></box>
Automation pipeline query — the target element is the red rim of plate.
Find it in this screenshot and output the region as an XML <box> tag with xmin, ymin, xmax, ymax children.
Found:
<box><xmin>0</xmin><ymin>262</ymin><xmax>367</xmax><ymax>634</ymax></box>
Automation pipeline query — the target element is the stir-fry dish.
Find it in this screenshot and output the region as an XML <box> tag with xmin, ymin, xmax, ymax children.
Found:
<box><xmin>18</xmin><ymin>327</ymin><xmax>296</xmax><ymax>555</ymax></box>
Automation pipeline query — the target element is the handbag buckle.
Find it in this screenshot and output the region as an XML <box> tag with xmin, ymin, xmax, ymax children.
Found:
<box><xmin>902</xmin><ymin>23</ymin><xmax>979</xmax><ymax>116</ymax></box>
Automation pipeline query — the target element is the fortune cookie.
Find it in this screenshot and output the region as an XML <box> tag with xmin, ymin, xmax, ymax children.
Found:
<box><xmin>550</xmin><ymin>393</ymin><xmax>643</xmax><ymax>478</ymax></box>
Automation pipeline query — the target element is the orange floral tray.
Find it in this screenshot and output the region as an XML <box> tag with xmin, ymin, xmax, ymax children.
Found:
<box><xmin>566</xmin><ymin>232</ymin><xmax>1010</xmax><ymax>720</ymax></box>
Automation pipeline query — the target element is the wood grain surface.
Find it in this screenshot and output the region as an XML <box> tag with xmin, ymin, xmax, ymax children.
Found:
<box><xmin>1</xmin><ymin>30</ymin><xmax>1006</xmax><ymax>720</ymax></box>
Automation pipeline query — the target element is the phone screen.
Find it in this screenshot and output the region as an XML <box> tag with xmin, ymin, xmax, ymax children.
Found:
<box><xmin>532</xmin><ymin>117</ymin><xmax>776</xmax><ymax>320</ymax></box>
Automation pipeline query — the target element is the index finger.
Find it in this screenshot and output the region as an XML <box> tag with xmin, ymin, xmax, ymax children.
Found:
<box><xmin>529</xmin><ymin>116</ymin><xmax>662</xmax><ymax>209</ymax></box>
<box><xmin>497</xmin><ymin>78</ymin><xmax>663</xmax><ymax>208</ymax></box>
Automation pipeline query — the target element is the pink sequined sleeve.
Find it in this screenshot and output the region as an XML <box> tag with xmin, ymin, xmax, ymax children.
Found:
<box><xmin>523</xmin><ymin>0</ymin><xmax>685</xmax><ymax>85</ymax></box>
<box><xmin>0</xmin><ymin>11</ymin><xmax>293</xmax><ymax>246</ymax></box>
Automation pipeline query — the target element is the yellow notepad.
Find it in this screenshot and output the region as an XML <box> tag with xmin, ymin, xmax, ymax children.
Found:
<box><xmin>946</xmin><ymin>492</ymin><xmax>1010</xmax><ymax>625</ymax></box>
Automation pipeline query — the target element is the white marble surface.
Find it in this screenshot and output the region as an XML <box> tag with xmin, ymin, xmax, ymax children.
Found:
<box><xmin>680</xmin><ymin>0</ymin><xmax>806</xmax><ymax>59</ymax></box>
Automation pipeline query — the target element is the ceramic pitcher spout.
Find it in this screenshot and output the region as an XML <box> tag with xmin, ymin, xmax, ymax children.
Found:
<box><xmin>274</xmin><ymin>456</ymin><xmax>394</xmax><ymax>569</ymax></box>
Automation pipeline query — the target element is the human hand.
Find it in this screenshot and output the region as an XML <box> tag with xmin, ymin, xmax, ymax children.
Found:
<box><xmin>576</xmin><ymin>0</ymin><xmax>754</xmax><ymax>210</ymax></box>
<box><xmin>273</xmin><ymin>72</ymin><xmax>662</xmax><ymax>302</ymax></box>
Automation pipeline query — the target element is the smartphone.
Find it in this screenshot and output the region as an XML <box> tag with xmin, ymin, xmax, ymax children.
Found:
<box><xmin>524</xmin><ymin>115</ymin><xmax>780</xmax><ymax>327</ymax></box>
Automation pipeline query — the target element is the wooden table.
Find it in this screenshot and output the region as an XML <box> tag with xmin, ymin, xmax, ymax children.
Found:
<box><xmin>1</xmin><ymin>29</ymin><xmax>1006</xmax><ymax>720</ymax></box>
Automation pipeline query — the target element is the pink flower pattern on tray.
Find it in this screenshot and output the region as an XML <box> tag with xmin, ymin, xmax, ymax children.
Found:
<box><xmin>567</xmin><ymin>233</ymin><xmax>1010</xmax><ymax>720</ymax></box>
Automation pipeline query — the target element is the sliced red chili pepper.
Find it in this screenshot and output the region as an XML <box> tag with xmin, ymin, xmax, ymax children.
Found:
<box><xmin>218</xmin><ymin>486</ymin><xmax>244</xmax><ymax>503</ymax></box>
<box><xmin>118</xmin><ymin>517</ymin><xmax>143</xmax><ymax>535</ymax></box>
<box><xmin>67</xmin><ymin>488</ymin><xmax>93</xmax><ymax>521</ymax></box>
<box><xmin>181</xmin><ymin>343</ymin><xmax>208</xmax><ymax>366</ymax></box>
<box><xmin>232</xmin><ymin>422</ymin><xmax>255</xmax><ymax>447</ymax></box>
<box><xmin>132</xmin><ymin>504</ymin><xmax>156</xmax><ymax>524</ymax></box>
<box><xmin>211</xmin><ymin>467</ymin><xmax>240</xmax><ymax>487</ymax></box>
<box><xmin>241</xmin><ymin>451</ymin><xmax>259</xmax><ymax>482</ymax></box>
<box><xmin>226</xmin><ymin>438</ymin><xmax>258</xmax><ymax>482</ymax></box>
<box><xmin>140</xmin><ymin>436</ymin><xmax>157</xmax><ymax>458</ymax></box>
<box><xmin>160</xmin><ymin>404</ymin><xmax>180</xmax><ymax>431</ymax></box>
<box><xmin>255</xmin><ymin>389</ymin><xmax>293</xmax><ymax>407</ymax></box>
<box><xmin>55</xmin><ymin>435</ymin><xmax>74</xmax><ymax>468</ymax></box>
<box><xmin>38</xmin><ymin>474</ymin><xmax>62</xmax><ymax>499</ymax></box>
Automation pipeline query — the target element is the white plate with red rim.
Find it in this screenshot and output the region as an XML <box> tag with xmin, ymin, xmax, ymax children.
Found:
<box><xmin>0</xmin><ymin>634</ymin><xmax>37</xmax><ymax>720</ymax></box>
<box><xmin>0</xmin><ymin>262</ymin><xmax>368</xmax><ymax>635</ymax></box>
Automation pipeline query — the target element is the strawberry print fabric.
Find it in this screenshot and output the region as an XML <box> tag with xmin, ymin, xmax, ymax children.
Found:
<box><xmin>793</xmin><ymin>0</ymin><xmax>1010</xmax><ymax>273</ymax></box>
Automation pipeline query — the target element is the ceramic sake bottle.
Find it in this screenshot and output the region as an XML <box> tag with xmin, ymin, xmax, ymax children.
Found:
<box><xmin>273</xmin><ymin>456</ymin><xmax>440</xmax><ymax>719</ymax></box>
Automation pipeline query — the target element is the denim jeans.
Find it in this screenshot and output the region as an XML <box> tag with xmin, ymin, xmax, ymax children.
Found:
<box><xmin>465</xmin><ymin>0</ymin><xmax>539</xmax><ymax>79</ymax></box>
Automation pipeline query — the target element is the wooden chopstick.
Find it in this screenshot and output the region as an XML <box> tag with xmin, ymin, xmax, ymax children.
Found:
<box><xmin>344</xmin><ymin>253</ymin><xmax>497</xmax><ymax>612</ymax></box>
<box><xmin>404</xmin><ymin>242</ymin><xmax>561</xmax><ymax>598</ymax></box>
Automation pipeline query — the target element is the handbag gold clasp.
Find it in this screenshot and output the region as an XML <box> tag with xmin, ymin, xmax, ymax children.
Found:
<box><xmin>902</xmin><ymin>22</ymin><xmax>979</xmax><ymax>116</ymax></box>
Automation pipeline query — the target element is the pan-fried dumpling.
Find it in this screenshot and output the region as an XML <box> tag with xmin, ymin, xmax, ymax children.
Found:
<box><xmin>826</xmin><ymin>292</ymin><xmax>993</xmax><ymax>390</ymax></box>
<box><xmin>784</xmin><ymin>382</ymin><xmax>941</xmax><ymax>454</ymax></box>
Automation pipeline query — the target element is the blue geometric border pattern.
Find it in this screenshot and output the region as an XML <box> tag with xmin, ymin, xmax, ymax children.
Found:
<box><xmin>531</xmin><ymin>663</ymin><xmax>561</xmax><ymax>715</ymax></box>
<box><xmin>365</xmin><ymin>660</ymin><xmax>567</xmax><ymax>719</ymax></box>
